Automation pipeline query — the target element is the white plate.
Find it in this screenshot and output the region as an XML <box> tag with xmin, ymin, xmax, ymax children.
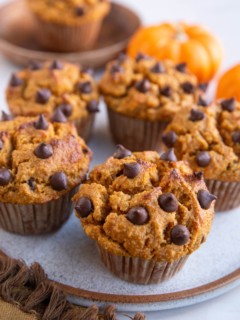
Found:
<box><xmin>0</xmin><ymin>105</ymin><xmax>240</xmax><ymax>313</ymax></box>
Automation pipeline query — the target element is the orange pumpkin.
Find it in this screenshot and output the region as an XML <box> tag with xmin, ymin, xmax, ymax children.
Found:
<box><xmin>128</xmin><ymin>22</ymin><xmax>223</xmax><ymax>83</ymax></box>
<box><xmin>216</xmin><ymin>64</ymin><xmax>240</xmax><ymax>101</ymax></box>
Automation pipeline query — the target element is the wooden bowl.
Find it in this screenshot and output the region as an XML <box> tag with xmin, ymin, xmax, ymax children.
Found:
<box><xmin>0</xmin><ymin>0</ymin><xmax>141</xmax><ymax>68</ymax></box>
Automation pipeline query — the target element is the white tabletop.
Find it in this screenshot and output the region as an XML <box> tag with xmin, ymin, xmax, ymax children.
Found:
<box><xmin>0</xmin><ymin>0</ymin><xmax>239</xmax><ymax>319</ymax></box>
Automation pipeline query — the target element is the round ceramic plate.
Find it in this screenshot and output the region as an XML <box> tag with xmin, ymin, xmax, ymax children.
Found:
<box><xmin>0</xmin><ymin>208</ymin><xmax>239</xmax><ymax>312</ymax></box>
<box><xmin>0</xmin><ymin>0</ymin><xmax>141</xmax><ymax>67</ymax></box>
<box><xmin>0</xmin><ymin>103</ymin><xmax>239</xmax><ymax>313</ymax></box>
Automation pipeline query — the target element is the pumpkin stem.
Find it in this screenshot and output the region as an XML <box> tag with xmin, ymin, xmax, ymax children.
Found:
<box><xmin>174</xmin><ymin>23</ymin><xmax>188</xmax><ymax>42</ymax></box>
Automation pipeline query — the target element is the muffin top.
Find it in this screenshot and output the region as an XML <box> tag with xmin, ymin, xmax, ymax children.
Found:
<box><xmin>0</xmin><ymin>115</ymin><xmax>92</xmax><ymax>204</ymax></box>
<box><xmin>99</xmin><ymin>54</ymin><xmax>206</xmax><ymax>122</ymax></box>
<box><xmin>163</xmin><ymin>99</ymin><xmax>240</xmax><ymax>182</ymax></box>
<box><xmin>6</xmin><ymin>60</ymin><xmax>99</xmax><ymax>122</ymax></box>
<box><xmin>27</xmin><ymin>0</ymin><xmax>110</xmax><ymax>25</ymax></box>
<box><xmin>73</xmin><ymin>147</ymin><xmax>215</xmax><ymax>262</ymax></box>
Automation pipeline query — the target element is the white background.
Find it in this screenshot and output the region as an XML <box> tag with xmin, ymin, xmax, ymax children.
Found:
<box><xmin>0</xmin><ymin>0</ymin><xmax>239</xmax><ymax>319</ymax></box>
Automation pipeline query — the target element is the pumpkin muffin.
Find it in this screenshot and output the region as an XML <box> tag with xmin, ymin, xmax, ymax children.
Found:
<box><xmin>99</xmin><ymin>53</ymin><xmax>206</xmax><ymax>152</ymax></box>
<box><xmin>6</xmin><ymin>60</ymin><xmax>99</xmax><ymax>141</ymax></box>
<box><xmin>163</xmin><ymin>98</ymin><xmax>240</xmax><ymax>211</ymax></box>
<box><xmin>73</xmin><ymin>146</ymin><xmax>215</xmax><ymax>284</ymax></box>
<box><xmin>0</xmin><ymin>115</ymin><xmax>92</xmax><ymax>235</ymax></box>
<box><xmin>27</xmin><ymin>0</ymin><xmax>110</xmax><ymax>52</ymax></box>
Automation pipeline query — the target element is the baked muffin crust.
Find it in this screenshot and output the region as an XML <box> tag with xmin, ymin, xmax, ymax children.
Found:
<box><xmin>74</xmin><ymin>148</ymin><xmax>214</xmax><ymax>262</ymax></box>
<box><xmin>99</xmin><ymin>54</ymin><xmax>204</xmax><ymax>122</ymax></box>
<box><xmin>163</xmin><ymin>99</ymin><xmax>240</xmax><ymax>181</ymax></box>
<box><xmin>0</xmin><ymin>116</ymin><xmax>92</xmax><ymax>204</ymax></box>
<box><xmin>6</xmin><ymin>61</ymin><xmax>99</xmax><ymax>123</ymax></box>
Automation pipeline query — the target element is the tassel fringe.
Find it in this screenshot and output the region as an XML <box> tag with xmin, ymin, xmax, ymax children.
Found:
<box><xmin>0</xmin><ymin>251</ymin><xmax>146</xmax><ymax>319</ymax></box>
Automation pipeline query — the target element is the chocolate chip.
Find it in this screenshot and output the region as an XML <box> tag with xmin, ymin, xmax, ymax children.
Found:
<box><xmin>176</xmin><ymin>63</ymin><xmax>187</xmax><ymax>73</ymax></box>
<box><xmin>196</xmin><ymin>151</ymin><xmax>211</xmax><ymax>167</ymax></box>
<box><xmin>34</xmin><ymin>114</ymin><xmax>49</xmax><ymax>130</ymax></box>
<box><xmin>198</xmin><ymin>83</ymin><xmax>208</xmax><ymax>92</ymax></box>
<box><xmin>75</xmin><ymin>197</ymin><xmax>94</xmax><ymax>218</ymax></box>
<box><xmin>158</xmin><ymin>193</ymin><xmax>178</xmax><ymax>212</ymax></box>
<box><xmin>0</xmin><ymin>140</ymin><xmax>3</xmax><ymax>150</ymax></box>
<box><xmin>78</xmin><ymin>81</ymin><xmax>92</xmax><ymax>94</ymax></box>
<box><xmin>189</xmin><ymin>109</ymin><xmax>205</xmax><ymax>122</ymax></box>
<box><xmin>9</xmin><ymin>74</ymin><xmax>23</xmax><ymax>87</ymax></box>
<box><xmin>193</xmin><ymin>171</ymin><xmax>203</xmax><ymax>180</ymax></box>
<box><xmin>197</xmin><ymin>189</ymin><xmax>217</xmax><ymax>209</ymax></box>
<box><xmin>160</xmin><ymin>148</ymin><xmax>177</xmax><ymax>162</ymax></box>
<box><xmin>135</xmin><ymin>79</ymin><xmax>151</xmax><ymax>93</ymax></box>
<box><xmin>162</xmin><ymin>131</ymin><xmax>177</xmax><ymax>148</ymax></box>
<box><xmin>50</xmin><ymin>60</ymin><xmax>63</xmax><ymax>70</ymax></box>
<box><xmin>51</xmin><ymin>109</ymin><xmax>67</xmax><ymax>123</ymax></box>
<box><xmin>87</xmin><ymin>100</ymin><xmax>99</xmax><ymax>113</ymax></box>
<box><xmin>34</xmin><ymin>143</ymin><xmax>53</xmax><ymax>159</ymax></box>
<box><xmin>201</xmin><ymin>236</ymin><xmax>206</xmax><ymax>243</ymax></box>
<box><xmin>28</xmin><ymin>178</ymin><xmax>35</xmax><ymax>191</ymax></box>
<box><xmin>82</xmin><ymin>147</ymin><xmax>90</xmax><ymax>154</ymax></box>
<box><xmin>198</xmin><ymin>96</ymin><xmax>208</xmax><ymax>107</ymax></box>
<box><xmin>232</xmin><ymin>131</ymin><xmax>240</xmax><ymax>143</ymax></box>
<box><xmin>160</xmin><ymin>86</ymin><xmax>172</xmax><ymax>97</ymax></box>
<box><xmin>126</xmin><ymin>206</ymin><xmax>149</xmax><ymax>225</ymax></box>
<box><xmin>36</xmin><ymin>89</ymin><xmax>51</xmax><ymax>104</ymax></box>
<box><xmin>136</xmin><ymin>53</ymin><xmax>149</xmax><ymax>62</ymax></box>
<box><xmin>75</xmin><ymin>6</ymin><xmax>85</xmax><ymax>16</ymax></box>
<box><xmin>50</xmin><ymin>172</ymin><xmax>68</xmax><ymax>191</ymax></box>
<box><xmin>0</xmin><ymin>168</ymin><xmax>12</xmax><ymax>186</ymax></box>
<box><xmin>81</xmin><ymin>67</ymin><xmax>94</xmax><ymax>75</ymax></box>
<box><xmin>221</xmin><ymin>98</ymin><xmax>235</xmax><ymax>112</ymax></box>
<box><xmin>113</xmin><ymin>145</ymin><xmax>132</xmax><ymax>159</ymax></box>
<box><xmin>110</xmin><ymin>64</ymin><xmax>123</xmax><ymax>74</ymax></box>
<box><xmin>58</xmin><ymin>104</ymin><xmax>72</xmax><ymax>117</ymax></box>
<box><xmin>171</xmin><ymin>225</ymin><xmax>190</xmax><ymax>245</ymax></box>
<box><xmin>123</xmin><ymin>162</ymin><xmax>141</xmax><ymax>179</ymax></box>
<box><xmin>151</xmin><ymin>62</ymin><xmax>165</xmax><ymax>74</ymax></box>
<box><xmin>1</xmin><ymin>111</ymin><xmax>12</xmax><ymax>121</ymax></box>
<box><xmin>181</xmin><ymin>82</ymin><xmax>195</xmax><ymax>94</ymax></box>
<box><xmin>29</xmin><ymin>60</ymin><xmax>42</xmax><ymax>70</ymax></box>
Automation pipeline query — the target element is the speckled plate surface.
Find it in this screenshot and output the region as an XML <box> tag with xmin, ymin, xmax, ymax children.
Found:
<box><xmin>0</xmin><ymin>111</ymin><xmax>239</xmax><ymax>314</ymax></box>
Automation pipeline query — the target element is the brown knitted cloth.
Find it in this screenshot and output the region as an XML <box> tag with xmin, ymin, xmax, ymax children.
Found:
<box><xmin>0</xmin><ymin>251</ymin><xmax>146</xmax><ymax>320</ymax></box>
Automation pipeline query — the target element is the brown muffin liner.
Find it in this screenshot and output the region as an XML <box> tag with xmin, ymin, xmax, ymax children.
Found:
<box><xmin>0</xmin><ymin>187</ymin><xmax>78</xmax><ymax>235</ymax></box>
<box><xmin>206</xmin><ymin>179</ymin><xmax>240</xmax><ymax>212</ymax></box>
<box><xmin>98</xmin><ymin>245</ymin><xmax>188</xmax><ymax>285</ymax></box>
<box><xmin>74</xmin><ymin>114</ymin><xmax>95</xmax><ymax>142</ymax></box>
<box><xmin>34</xmin><ymin>16</ymin><xmax>104</xmax><ymax>52</ymax></box>
<box><xmin>107</xmin><ymin>107</ymin><xmax>168</xmax><ymax>152</ymax></box>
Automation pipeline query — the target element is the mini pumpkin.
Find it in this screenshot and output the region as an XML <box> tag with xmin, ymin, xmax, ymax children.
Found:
<box><xmin>128</xmin><ymin>22</ymin><xmax>223</xmax><ymax>83</ymax></box>
<box><xmin>216</xmin><ymin>64</ymin><xmax>240</xmax><ymax>101</ymax></box>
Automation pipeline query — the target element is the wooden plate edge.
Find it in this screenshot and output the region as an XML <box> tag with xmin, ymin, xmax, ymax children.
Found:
<box><xmin>0</xmin><ymin>0</ymin><xmax>142</xmax><ymax>62</ymax></box>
